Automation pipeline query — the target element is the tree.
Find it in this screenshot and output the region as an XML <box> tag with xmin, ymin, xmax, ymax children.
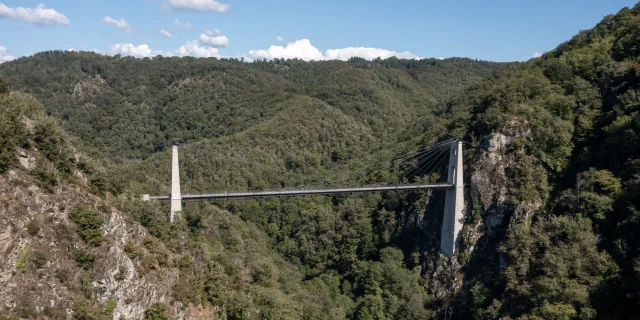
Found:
<box><xmin>0</xmin><ymin>77</ymin><xmax>8</xmax><ymax>94</ymax></box>
<box><xmin>144</xmin><ymin>303</ymin><xmax>168</xmax><ymax>320</ymax></box>
<box><xmin>354</xmin><ymin>295</ymin><xmax>386</xmax><ymax>320</ymax></box>
<box><xmin>69</xmin><ymin>205</ymin><xmax>104</xmax><ymax>247</ymax></box>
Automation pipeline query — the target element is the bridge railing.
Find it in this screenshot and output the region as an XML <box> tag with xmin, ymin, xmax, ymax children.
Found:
<box><xmin>145</xmin><ymin>182</ymin><xmax>452</xmax><ymax>200</ymax></box>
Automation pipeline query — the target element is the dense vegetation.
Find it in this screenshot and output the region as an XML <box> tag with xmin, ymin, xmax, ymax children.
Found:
<box><xmin>1</xmin><ymin>54</ymin><xmax>500</xmax><ymax>318</ymax></box>
<box><xmin>1</xmin><ymin>2</ymin><xmax>640</xmax><ymax>319</ymax></box>
<box><xmin>440</xmin><ymin>4</ymin><xmax>640</xmax><ymax>319</ymax></box>
<box><xmin>0</xmin><ymin>53</ymin><xmax>499</xmax><ymax>163</ymax></box>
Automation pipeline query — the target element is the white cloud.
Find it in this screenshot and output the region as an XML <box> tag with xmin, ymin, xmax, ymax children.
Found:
<box><xmin>170</xmin><ymin>40</ymin><xmax>220</xmax><ymax>57</ymax></box>
<box><xmin>276</xmin><ymin>36</ymin><xmax>286</xmax><ymax>43</ymax></box>
<box><xmin>167</xmin><ymin>0</ymin><xmax>229</xmax><ymax>13</ymax></box>
<box><xmin>249</xmin><ymin>39</ymin><xmax>323</xmax><ymax>61</ymax></box>
<box><xmin>0</xmin><ymin>46</ymin><xmax>15</xmax><ymax>63</ymax></box>
<box><xmin>204</xmin><ymin>28</ymin><xmax>221</xmax><ymax>36</ymax></box>
<box><xmin>103</xmin><ymin>16</ymin><xmax>132</xmax><ymax>32</ymax></box>
<box><xmin>108</xmin><ymin>44</ymin><xmax>162</xmax><ymax>58</ymax></box>
<box><xmin>325</xmin><ymin>47</ymin><xmax>420</xmax><ymax>60</ymax></box>
<box><xmin>159</xmin><ymin>28</ymin><xmax>172</xmax><ymax>38</ymax></box>
<box><xmin>199</xmin><ymin>29</ymin><xmax>229</xmax><ymax>47</ymax></box>
<box><xmin>107</xmin><ymin>41</ymin><xmax>220</xmax><ymax>59</ymax></box>
<box><xmin>0</xmin><ymin>3</ymin><xmax>69</xmax><ymax>26</ymax></box>
<box><xmin>248</xmin><ymin>39</ymin><xmax>421</xmax><ymax>61</ymax></box>
<box><xmin>532</xmin><ymin>51</ymin><xmax>542</xmax><ymax>58</ymax></box>
<box><xmin>107</xmin><ymin>38</ymin><xmax>418</xmax><ymax>62</ymax></box>
<box><xmin>174</xmin><ymin>19</ymin><xmax>193</xmax><ymax>28</ymax></box>
<box><xmin>67</xmin><ymin>48</ymin><xmax>103</xmax><ymax>54</ymax></box>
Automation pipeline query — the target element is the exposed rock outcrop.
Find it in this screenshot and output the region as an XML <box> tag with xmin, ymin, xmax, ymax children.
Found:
<box><xmin>0</xmin><ymin>167</ymin><xmax>183</xmax><ymax>319</ymax></box>
<box><xmin>423</xmin><ymin>117</ymin><xmax>546</xmax><ymax>312</ymax></box>
<box><xmin>72</xmin><ymin>80</ymin><xmax>100</xmax><ymax>99</ymax></box>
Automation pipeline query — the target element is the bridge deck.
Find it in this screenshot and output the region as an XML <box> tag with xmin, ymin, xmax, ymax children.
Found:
<box><xmin>147</xmin><ymin>183</ymin><xmax>452</xmax><ymax>200</ymax></box>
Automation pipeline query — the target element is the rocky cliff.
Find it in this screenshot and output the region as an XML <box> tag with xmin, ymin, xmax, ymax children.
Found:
<box><xmin>0</xmin><ymin>93</ymin><xmax>209</xmax><ymax>319</ymax></box>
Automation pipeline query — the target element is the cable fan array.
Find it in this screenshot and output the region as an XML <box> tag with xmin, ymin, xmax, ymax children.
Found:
<box><xmin>392</xmin><ymin>139</ymin><xmax>454</xmax><ymax>183</ymax></box>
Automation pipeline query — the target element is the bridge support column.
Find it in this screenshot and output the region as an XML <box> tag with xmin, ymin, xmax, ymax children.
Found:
<box><xmin>170</xmin><ymin>145</ymin><xmax>182</xmax><ymax>222</ymax></box>
<box><xmin>441</xmin><ymin>140</ymin><xmax>464</xmax><ymax>258</ymax></box>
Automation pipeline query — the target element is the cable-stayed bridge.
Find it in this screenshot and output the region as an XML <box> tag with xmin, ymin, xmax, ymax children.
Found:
<box><xmin>143</xmin><ymin>140</ymin><xmax>465</xmax><ymax>258</ymax></box>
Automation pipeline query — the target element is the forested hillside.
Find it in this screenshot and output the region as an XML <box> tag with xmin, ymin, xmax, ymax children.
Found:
<box><xmin>1</xmin><ymin>2</ymin><xmax>640</xmax><ymax>319</ymax></box>
<box><xmin>0</xmin><ymin>88</ymin><xmax>382</xmax><ymax>319</ymax></box>
<box><xmin>0</xmin><ymin>54</ymin><xmax>499</xmax><ymax>162</ymax></box>
<box><xmin>0</xmin><ymin>52</ymin><xmax>503</xmax><ymax>319</ymax></box>
<box><xmin>440</xmin><ymin>3</ymin><xmax>640</xmax><ymax>319</ymax></box>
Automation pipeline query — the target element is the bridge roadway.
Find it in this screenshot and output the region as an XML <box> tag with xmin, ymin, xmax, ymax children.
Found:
<box><xmin>147</xmin><ymin>183</ymin><xmax>452</xmax><ymax>200</ymax></box>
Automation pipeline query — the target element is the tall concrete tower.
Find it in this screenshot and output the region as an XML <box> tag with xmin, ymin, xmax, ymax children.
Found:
<box><xmin>441</xmin><ymin>140</ymin><xmax>464</xmax><ymax>257</ymax></box>
<box><xmin>170</xmin><ymin>145</ymin><xmax>182</xmax><ymax>222</ymax></box>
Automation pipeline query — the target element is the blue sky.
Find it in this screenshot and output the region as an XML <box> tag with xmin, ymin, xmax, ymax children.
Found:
<box><xmin>0</xmin><ymin>0</ymin><xmax>638</xmax><ymax>63</ymax></box>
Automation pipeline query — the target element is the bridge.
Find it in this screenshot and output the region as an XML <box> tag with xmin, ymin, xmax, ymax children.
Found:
<box><xmin>143</xmin><ymin>141</ymin><xmax>465</xmax><ymax>258</ymax></box>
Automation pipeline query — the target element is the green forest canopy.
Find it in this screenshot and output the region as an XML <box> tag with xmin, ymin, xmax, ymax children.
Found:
<box><xmin>1</xmin><ymin>2</ymin><xmax>640</xmax><ymax>319</ymax></box>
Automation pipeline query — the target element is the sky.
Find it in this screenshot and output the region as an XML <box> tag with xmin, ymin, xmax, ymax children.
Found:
<box><xmin>0</xmin><ymin>0</ymin><xmax>638</xmax><ymax>63</ymax></box>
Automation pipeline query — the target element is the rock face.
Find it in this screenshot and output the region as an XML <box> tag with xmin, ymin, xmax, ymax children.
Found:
<box><xmin>471</xmin><ymin>118</ymin><xmax>537</xmax><ymax>229</ymax></box>
<box><xmin>423</xmin><ymin>117</ymin><xmax>545</xmax><ymax>308</ymax></box>
<box><xmin>0</xmin><ymin>166</ymin><xmax>182</xmax><ymax>319</ymax></box>
<box><xmin>468</xmin><ymin>117</ymin><xmax>542</xmax><ymax>249</ymax></box>
<box><xmin>94</xmin><ymin>208</ymin><xmax>180</xmax><ymax>319</ymax></box>
<box><xmin>0</xmin><ymin>169</ymin><xmax>79</xmax><ymax>314</ymax></box>
<box><xmin>72</xmin><ymin>79</ymin><xmax>102</xmax><ymax>100</ymax></box>
<box><xmin>471</xmin><ymin>132</ymin><xmax>511</xmax><ymax>237</ymax></box>
<box><xmin>16</xmin><ymin>148</ymin><xmax>36</xmax><ymax>170</ymax></box>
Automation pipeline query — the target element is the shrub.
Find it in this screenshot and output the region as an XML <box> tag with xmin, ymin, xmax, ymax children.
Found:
<box><xmin>0</xmin><ymin>94</ymin><xmax>27</xmax><ymax>173</ymax></box>
<box><xmin>32</xmin><ymin>163</ymin><xmax>57</xmax><ymax>191</ymax></box>
<box><xmin>0</xmin><ymin>77</ymin><xmax>8</xmax><ymax>94</ymax></box>
<box><xmin>31</xmin><ymin>250</ymin><xmax>49</xmax><ymax>269</ymax></box>
<box><xmin>16</xmin><ymin>245</ymin><xmax>30</xmax><ymax>272</ymax></box>
<box><xmin>72</xmin><ymin>301</ymin><xmax>105</xmax><ymax>320</ymax></box>
<box><xmin>144</xmin><ymin>303</ymin><xmax>168</xmax><ymax>320</ymax></box>
<box><xmin>56</xmin><ymin>267</ymin><xmax>72</xmax><ymax>284</ymax></box>
<box><xmin>103</xmin><ymin>299</ymin><xmax>117</xmax><ymax>317</ymax></box>
<box><xmin>81</xmin><ymin>272</ymin><xmax>92</xmax><ymax>299</ymax></box>
<box><xmin>124</xmin><ymin>242</ymin><xmax>141</xmax><ymax>259</ymax></box>
<box><xmin>19</xmin><ymin>307</ymin><xmax>37</xmax><ymax>319</ymax></box>
<box><xmin>32</xmin><ymin>120</ymin><xmax>74</xmax><ymax>174</ymax></box>
<box><xmin>43</xmin><ymin>305</ymin><xmax>68</xmax><ymax>320</ymax></box>
<box><xmin>69</xmin><ymin>205</ymin><xmax>104</xmax><ymax>246</ymax></box>
<box><xmin>74</xmin><ymin>249</ymin><xmax>96</xmax><ymax>270</ymax></box>
<box><xmin>25</xmin><ymin>220</ymin><xmax>40</xmax><ymax>236</ymax></box>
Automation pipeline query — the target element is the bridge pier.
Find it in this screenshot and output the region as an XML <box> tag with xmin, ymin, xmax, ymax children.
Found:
<box><xmin>170</xmin><ymin>145</ymin><xmax>182</xmax><ymax>222</ymax></box>
<box><xmin>440</xmin><ymin>140</ymin><xmax>464</xmax><ymax>258</ymax></box>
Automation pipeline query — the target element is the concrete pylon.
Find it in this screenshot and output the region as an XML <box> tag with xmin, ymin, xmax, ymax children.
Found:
<box><xmin>170</xmin><ymin>145</ymin><xmax>182</xmax><ymax>222</ymax></box>
<box><xmin>440</xmin><ymin>140</ymin><xmax>464</xmax><ymax>257</ymax></box>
